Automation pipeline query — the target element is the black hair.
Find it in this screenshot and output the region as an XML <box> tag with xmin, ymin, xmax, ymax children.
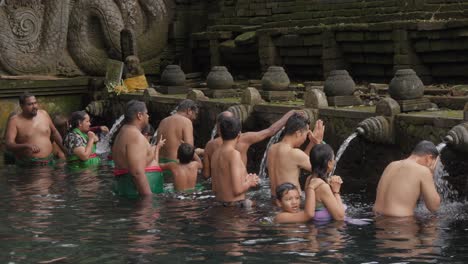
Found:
<box><xmin>276</xmin><ymin>182</ymin><xmax>299</xmax><ymax>200</ymax></box>
<box><xmin>309</xmin><ymin>144</ymin><xmax>334</xmax><ymax>181</ymax></box>
<box><xmin>219</xmin><ymin>116</ymin><xmax>241</xmax><ymax>140</ymax></box>
<box><xmin>412</xmin><ymin>140</ymin><xmax>439</xmax><ymax>158</ymax></box>
<box><xmin>176</xmin><ymin>99</ymin><xmax>198</xmax><ymax>113</ymax></box>
<box><xmin>19</xmin><ymin>92</ymin><xmax>35</xmax><ymax>105</ymax></box>
<box><xmin>69</xmin><ymin>111</ymin><xmax>88</xmax><ymax>129</ymax></box>
<box><xmin>177</xmin><ymin>143</ymin><xmax>195</xmax><ymax>164</ymax></box>
<box><xmin>124</xmin><ymin>100</ymin><xmax>147</xmax><ymax>122</ymax></box>
<box><xmin>284</xmin><ymin>113</ymin><xmax>309</xmax><ymax>136</ymax></box>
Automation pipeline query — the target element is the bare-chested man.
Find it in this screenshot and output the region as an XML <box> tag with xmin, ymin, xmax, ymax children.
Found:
<box><xmin>112</xmin><ymin>100</ymin><xmax>166</xmax><ymax>198</ymax></box>
<box><xmin>267</xmin><ymin>113</ymin><xmax>324</xmax><ymax>197</ymax></box>
<box><xmin>203</xmin><ymin>109</ymin><xmax>297</xmax><ymax>179</ymax></box>
<box><xmin>157</xmin><ymin>99</ymin><xmax>198</xmax><ymax>175</ymax></box>
<box><xmin>5</xmin><ymin>92</ymin><xmax>65</xmax><ymax>166</ymax></box>
<box><xmin>373</xmin><ymin>140</ymin><xmax>440</xmax><ymax>217</ymax></box>
<box><xmin>211</xmin><ymin>116</ymin><xmax>259</xmax><ymax>207</ymax></box>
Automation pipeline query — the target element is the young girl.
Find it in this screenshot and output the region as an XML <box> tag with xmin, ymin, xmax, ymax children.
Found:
<box><xmin>274</xmin><ymin>182</ymin><xmax>318</xmax><ymax>224</ymax></box>
<box><xmin>306</xmin><ymin>144</ymin><xmax>346</xmax><ymax>221</ymax></box>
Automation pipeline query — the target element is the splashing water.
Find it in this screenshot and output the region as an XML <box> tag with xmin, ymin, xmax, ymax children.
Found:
<box><xmin>150</xmin><ymin>129</ymin><xmax>159</xmax><ymax>145</ymax></box>
<box><xmin>331</xmin><ymin>132</ymin><xmax>358</xmax><ymax>176</ymax></box>
<box><xmin>258</xmin><ymin>128</ymin><xmax>285</xmax><ymax>178</ymax></box>
<box><xmin>96</xmin><ymin>115</ymin><xmax>125</xmax><ymax>154</ymax></box>
<box><xmin>210</xmin><ymin>125</ymin><xmax>217</xmax><ymax>140</ymax></box>
<box><xmin>434</xmin><ymin>143</ymin><xmax>458</xmax><ymax>201</ymax></box>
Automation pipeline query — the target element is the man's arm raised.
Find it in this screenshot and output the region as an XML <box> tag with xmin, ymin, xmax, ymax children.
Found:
<box><xmin>420</xmin><ymin>168</ymin><xmax>441</xmax><ymax>212</ymax></box>
<box><xmin>241</xmin><ymin>109</ymin><xmax>297</xmax><ymax>146</ymax></box>
<box><xmin>127</xmin><ymin>136</ymin><xmax>152</xmax><ymax>196</ymax></box>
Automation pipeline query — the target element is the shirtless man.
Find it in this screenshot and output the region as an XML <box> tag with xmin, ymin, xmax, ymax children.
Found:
<box><xmin>267</xmin><ymin>113</ymin><xmax>324</xmax><ymax>197</ymax></box>
<box><xmin>211</xmin><ymin>116</ymin><xmax>259</xmax><ymax>207</ymax></box>
<box><xmin>203</xmin><ymin>109</ymin><xmax>297</xmax><ymax>179</ymax></box>
<box><xmin>157</xmin><ymin>99</ymin><xmax>198</xmax><ymax>169</ymax></box>
<box><xmin>5</xmin><ymin>92</ymin><xmax>65</xmax><ymax>166</ymax></box>
<box><xmin>373</xmin><ymin>140</ymin><xmax>440</xmax><ymax>217</ymax></box>
<box><xmin>160</xmin><ymin>143</ymin><xmax>202</xmax><ymax>192</ymax></box>
<box><xmin>112</xmin><ymin>100</ymin><xmax>166</xmax><ymax>197</ymax></box>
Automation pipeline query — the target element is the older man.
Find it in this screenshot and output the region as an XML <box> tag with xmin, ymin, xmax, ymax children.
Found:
<box><xmin>5</xmin><ymin>92</ymin><xmax>65</xmax><ymax>166</ymax></box>
<box><xmin>112</xmin><ymin>100</ymin><xmax>165</xmax><ymax>198</ymax></box>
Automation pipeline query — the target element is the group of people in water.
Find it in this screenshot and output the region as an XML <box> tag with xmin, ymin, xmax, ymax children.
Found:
<box><xmin>4</xmin><ymin>92</ymin><xmax>442</xmax><ymax>223</ymax></box>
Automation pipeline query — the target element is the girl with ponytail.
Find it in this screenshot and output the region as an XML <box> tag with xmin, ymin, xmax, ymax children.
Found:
<box><xmin>306</xmin><ymin>144</ymin><xmax>346</xmax><ymax>221</ymax></box>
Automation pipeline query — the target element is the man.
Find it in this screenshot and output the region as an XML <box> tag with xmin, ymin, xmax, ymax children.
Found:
<box><xmin>5</xmin><ymin>92</ymin><xmax>65</xmax><ymax>166</ymax></box>
<box><xmin>203</xmin><ymin>109</ymin><xmax>298</xmax><ymax>179</ymax></box>
<box><xmin>112</xmin><ymin>100</ymin><xmax>165</xmax><ymax>198</ymax></box>
<box><xmin>373</xmin><ymin>140</ymin><xmax>440</xmax><ymax>217</ymax></box>
<box><xmin>267</xmin><ymin>113</ymin><xmax>324</xmax><ymax>196</ymax></box>
<box><xmin>211</xmin><ymin>116</ymin><xmax>259</xmax><ymax>207</ymax></box>
<box><xmin>157</xmin><ymin>99</ymin><xmax>198</xmax><ymax>170</ymax></box>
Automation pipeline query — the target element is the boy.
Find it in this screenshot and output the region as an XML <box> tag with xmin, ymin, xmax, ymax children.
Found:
<box><xmin>274</xmin><ymin>182</ymin><xmax>317</xmax><ymax>224</ymax></box>
<box><xmin>160</xmin><ymin>143</ymin><xmax>202</xmax><ymax>192</ymax></box>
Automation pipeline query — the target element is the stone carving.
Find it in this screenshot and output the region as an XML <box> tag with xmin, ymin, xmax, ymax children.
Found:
<box><xmin>389</xmin><ymin>69</ymin><xmax>424</xmax><ymax>100</ymax></box>
<box><xmin>356</xmin><ymin>116</ymin><xmax>394</xmax><ymax>144</ymax></box>
<box><xmin>324</xmin><ymin>70</ymin><xmax>356</xmax><ymax>97</ymax></box>
<box><xmin>261</xmin><ymin>66</ymin><xmax>290</xmax><ymax>91</ymax></box>
<box><xmin>227</xmin><ymin>104</ymin><xmax>253</xmax><ymax>124</ymax></box>
<box><xmin>124</xmin><ymin>55</ymin><xmax>145</xmax><ymax>79</ymax></box>
<box><xmin>161</xmin><ymin>65</ymin><xmax>185</xmax><ymax>86</ymax></box>
<box><xmin>0</xmin><ymin>0</ymin><xmax>171</xmax><ymax>76</ymax></box>
<box><xmin>445</xmin><ymin>122</ymin><xmax>468</xmax><ymax>153</ymax></box>
<box><xmin>206</xmin><ymin>66</ymin><xmax>234</xmax><ymax>90</ymax></box>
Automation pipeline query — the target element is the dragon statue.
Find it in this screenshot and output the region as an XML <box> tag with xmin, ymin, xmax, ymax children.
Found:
<box><xmin>0</xmin><ymin>0</ymin><xmax>172</xmax><ymax>76</ymax></box>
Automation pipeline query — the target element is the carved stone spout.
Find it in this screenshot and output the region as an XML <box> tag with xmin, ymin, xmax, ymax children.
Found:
<box><xmin>356</xmin><ymin>116</ymin><xmax>394</xmax><ymax>144</ymax></box>
<box><xmin>227</xmin><ymin>104</ymin><xmax>253</xmax><ymax>124</ymax></box>
<box><xmin>444</xmin><ymin>122</ymin><xmax>468</xmax><ymax>152</ymax></box>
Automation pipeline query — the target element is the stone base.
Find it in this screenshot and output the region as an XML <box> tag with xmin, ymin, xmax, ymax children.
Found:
<box><xmin>396</xmin><ymin>98</ymin><xmax>432</xmax><ymax>112</ymax></box>
<box><xmin>260</xmin><ymin>90</ymin><xmax>296</xmax><ymax>102</ymax></box>
<box><xmin>155</xmin><ymin>86</ymin><xmax>188</xmax><ymax>94</ymax></box>
<box><xmin>203</xmin><ymin>89</ymin><xmax>238</xmax><ymax>98</ymax></box>
<box><xmin>327</xmin><ymin>96</ymin><xmax>362</xmax><ymax>107</ymax></box>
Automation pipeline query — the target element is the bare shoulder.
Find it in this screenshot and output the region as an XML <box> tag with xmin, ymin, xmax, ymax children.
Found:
<box><xmin>38</xmin><ymin>109</ymin><xmax>51</xmax><ymax>118</ymax></box>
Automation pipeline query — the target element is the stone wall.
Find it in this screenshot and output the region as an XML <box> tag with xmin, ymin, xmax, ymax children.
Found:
<box><xmin>191</xmin><ymin>0</ymin><xmax>468</xmax><ymax>83</ymax></box>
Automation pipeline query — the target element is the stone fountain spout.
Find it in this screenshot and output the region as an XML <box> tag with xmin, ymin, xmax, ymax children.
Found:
<box><xmin>355</xmin><ymin>97</ymin><xmax>400</xmax><ymax>144</ymax></box>
<box><xmin>444</xmin><ymin>122</ymin><xmax>468</xmax><ymax>152</ymax></box>
<box><xmin>355</xmin><ymin>116</ymin><xmax>394</xmax><ymax>144</ymax></box>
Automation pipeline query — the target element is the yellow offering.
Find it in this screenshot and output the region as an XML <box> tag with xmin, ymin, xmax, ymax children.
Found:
<box><xmin>124</xmin><ymin>75</ymin><xmax>149</xmax><ymax>92</ymax></box>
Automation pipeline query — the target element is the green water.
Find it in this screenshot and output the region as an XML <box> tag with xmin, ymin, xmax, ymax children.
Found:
<box><xmin>0</xmin><ymin>160</ymin><xmax>467</xmax><ymax>263</ymax></box>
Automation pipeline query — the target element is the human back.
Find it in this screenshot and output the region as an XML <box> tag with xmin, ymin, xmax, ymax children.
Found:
<box><xmin>373</xmin><ymin>140</ymin><xmax>440</xmax><ymax>217</ymax></box>
<box><xmin>373</xmin><ymin>160</ymin><xmax>428</xmax><ymax>217</ymax></box>
<box><xmin>267</xmin><ymin>142</ymin><xmax>304</xmax><ymax>194</ymax></box>
<box><xmin>157</xmin><ymin>99</ymin><xmax>198</xmax><ymax>161</ymax></box>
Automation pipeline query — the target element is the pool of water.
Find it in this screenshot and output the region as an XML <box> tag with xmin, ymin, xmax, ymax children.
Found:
<box><xmin>1</xmin><ymin>161</ymin><xmax>468</xmax><ymax>263</ymax></box>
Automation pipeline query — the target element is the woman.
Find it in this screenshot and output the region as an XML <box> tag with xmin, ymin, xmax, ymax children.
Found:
<box><xmin>306</xmin><ymin>144</ymin><xmax>346</xmax><ymax>221</ymax></box>
<box><xmin>64</xmin><ymin>111</ymin><xmax>101</xmax><ymax>168</ymax></box>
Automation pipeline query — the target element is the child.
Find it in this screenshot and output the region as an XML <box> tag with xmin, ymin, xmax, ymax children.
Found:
<box><xmin>160</xmin><ymin>143</ymin><xmax>202</xmax><ymax>192</ymax></box>
<box><xmin>274</xmin><ymin>182</ymin><xmax>317</xmax><ymax>224</ymax></box>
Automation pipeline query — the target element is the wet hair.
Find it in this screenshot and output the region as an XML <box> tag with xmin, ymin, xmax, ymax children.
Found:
<box><xmin>219</xmin><ymin>116</ymin><xmax>241</xmax><ymax>140</ymax></box>
<box><xmin>412</xmin><ymin>140</ymin><xmax>439</xmax><ymax>158</ymax></box>
<box><xmin>177</xmin><ymin>143</ymin><xmax>195</xmax><ymax>164</ymax></box>
<box><xmin>276</xmin><ymin>182</ymin><xmax>299</xmax><ymax>201</ymax></box>
<box><xmin>124</xmin><ymin>100</ymin><xmax>147</xmax><ymax>122</ymax></box>
<box><xmin>309</xmin><ymin>144</ymin><xmax>334</xmax><ymax>181</ymax></box>
<box><xmin>69</xmin><ymin>111</ymin><xmax>88</xmax><ymax>129</ymax></box>
<box><xmin>176</xmin><ymin>99</ymin><xmax>198</xmax><ymax>113</ymax></box>
<box><xmin>283</xmin><ymin>113</ymin><xmax>309</xmax><ymax>136</ymax></box>
<box><xmin>19</xmin><ymin>92</ymin><xmax>35</xmax><ymax>105</ymax></box>
<box><xmin>53</xmin><ymin>114</ymin><xmax>70</xmax><ymax>137</ymax></box>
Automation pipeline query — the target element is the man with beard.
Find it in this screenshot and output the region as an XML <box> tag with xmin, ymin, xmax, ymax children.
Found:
<box><xmin>5</xmin><ymin>92</ymin><xmax>65</xmax><ymax>166</ymax></box>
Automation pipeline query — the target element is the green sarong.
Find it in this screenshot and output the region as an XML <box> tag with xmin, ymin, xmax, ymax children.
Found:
<box><xmin>159</xmin><ymin>157</ymin><xmax>178</xmax><ymax>178</ymax></box>
<box><xmin>113</xmin><ymin>166</ymin><xmax>164</xmax><ymax>199</ymax></box>
<box><xmin>67</xmin><ymin>128</ymin><xmax>101</xmax><ymax>169</ymax></box>
<box><xmin>15</xmin><ymin>154</ymin><xmax>55</xmax><ymax>167</ymax></box>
